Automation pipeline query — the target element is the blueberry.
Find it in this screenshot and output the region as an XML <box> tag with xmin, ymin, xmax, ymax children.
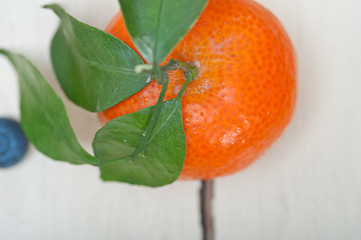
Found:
<box><xmin>0</xmin><ymin>118</ymin><xmax>28</xmax><ymax>168</ymax></box>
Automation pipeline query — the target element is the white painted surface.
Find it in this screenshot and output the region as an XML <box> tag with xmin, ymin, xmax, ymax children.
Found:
<box><xmin>0</xmin><ymin>0</ymin><xmax>360</xmax><ymax>239</ymax></box>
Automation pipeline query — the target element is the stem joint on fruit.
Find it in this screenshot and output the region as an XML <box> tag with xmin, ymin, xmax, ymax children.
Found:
<box><xmin>135</xmin><ymin>59</ymin><xmax>199</xmax><ymax>85</ymax></box>
<box><xmin>129</xmin><ymin>58</ymin><xmax>199</xmax><ymax>160</ymax></box>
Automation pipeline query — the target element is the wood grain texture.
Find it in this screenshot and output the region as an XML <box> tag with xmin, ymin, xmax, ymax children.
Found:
<box><xmin>1</xmin><ymin>0</ymin><xmax>361</xmax><ymax>239</ymax></box>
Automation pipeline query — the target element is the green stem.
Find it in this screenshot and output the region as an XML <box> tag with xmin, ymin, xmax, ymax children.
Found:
<box><xmin>153</xmin><ymin>64</ymin><xmax>163</xmax><ymax>85</ymax></box>
<box><xmin>176</xmin><ymin>60</ymin><xmax>199</xmax><ymax>79</ymax></box>
<box><xmin>176</xmin><ymin>71</ymin><xmax>193</xmax><ymax>101</ymax></box>
<box><xmin>131</xmin><ymin>73</ymin><xmax>169</xmax><ymax>160</ymax></box>
<box><xmin>128</xmin><ymin>59</ymin><xmax>197</xmax><ymax>161</ymax></box>
<box><xmin>159</xmin><ymin>58</ymin><xmax>177</xmax><ymax>72</ymax></box>
<box><xmin>87</xmin><ymin>158</ymin><xmax>101</xmax><ymax>166</ymax></box>
<box><xmin>175</xmin><ymin>60</ymin><xmax>198</xmax><ymax>100</ymax></box>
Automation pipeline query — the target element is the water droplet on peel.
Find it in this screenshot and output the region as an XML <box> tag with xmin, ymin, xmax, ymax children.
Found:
<box><xmin>219</xmin><ymin>127</ymin><xmax>242</xmax><ymax>146</ymax></box>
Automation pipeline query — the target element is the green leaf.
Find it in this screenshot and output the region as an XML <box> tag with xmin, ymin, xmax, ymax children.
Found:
<box><xmin>0</xmin><ymin>49</ymin><xmax>98</xmax><ymax>165</ymax></box>
<box><xmin>119</xmin><ymin>0</ymin><xmax>208</xmax><ymax>65</ymax></box>
<box><xmin>44</xmin><ymin>4</ymin><xmax>151</xmax><ymax>112</ymax></box>
<box><xmin>93</xmin><ymin>99</ymin><xmax>186</xmax><ymax>187</ymax></box>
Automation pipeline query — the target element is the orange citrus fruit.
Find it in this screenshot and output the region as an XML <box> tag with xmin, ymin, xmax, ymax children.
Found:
<box><xmin>98</xmin><ymin>0</ymin><xmax>297</xmax><ymax>180</ymax></box>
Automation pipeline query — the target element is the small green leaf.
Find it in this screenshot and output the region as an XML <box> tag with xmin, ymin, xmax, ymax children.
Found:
<box><xmin>44</xmin><ymin>4</ymin><xmax>151</xmax><ymax>112</ymax></box>
<box><xmin>0</xmin><ymin>49</ymin><xmax>98</xmax><ymax>165</ymax></box>
<box><xmin>119</xmin><ymin>0</ymin><xmax>208</xmax><ymax>65</ymax></box>
<box><xmin>93</xmin><ymin>99</ymin><xmax>186</xmax><ymax>187</ymax></box>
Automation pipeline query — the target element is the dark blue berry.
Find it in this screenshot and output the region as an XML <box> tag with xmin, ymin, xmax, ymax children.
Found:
<box><xmin>0</xmin><ymin>118</ymin><xmax>28</xmax><ymax>168</ymax></box>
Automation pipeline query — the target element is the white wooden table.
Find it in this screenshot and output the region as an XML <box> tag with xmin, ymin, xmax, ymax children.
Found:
<box><xmin>1</xmin><ymin>0</ymin><xmax>360</xmax><ymax>239</ymax></box>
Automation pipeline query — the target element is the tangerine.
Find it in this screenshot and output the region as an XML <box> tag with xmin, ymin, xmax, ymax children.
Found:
<box><xmin>98</xmin><ymin>0</ymin><xmax>297</xmax><ymax>180</ymax></box>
